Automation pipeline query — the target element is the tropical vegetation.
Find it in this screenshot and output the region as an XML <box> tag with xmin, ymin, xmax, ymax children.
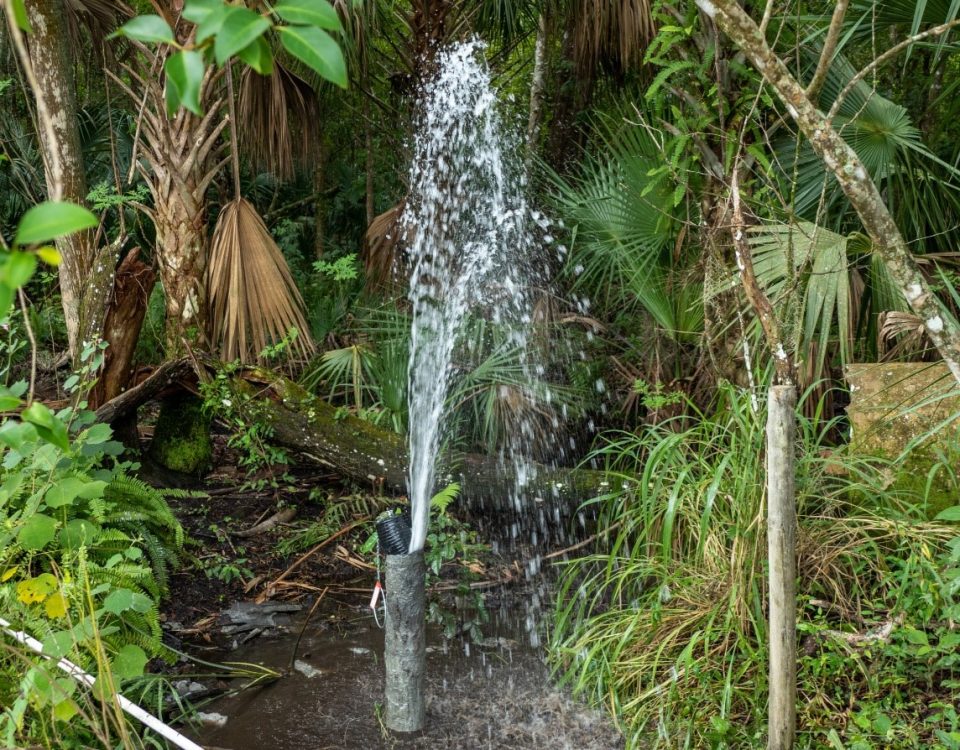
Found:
<box><xmin>0</xmin><ymin>0</ymin><xmax>959</xmax><ymax>748</ymax></box>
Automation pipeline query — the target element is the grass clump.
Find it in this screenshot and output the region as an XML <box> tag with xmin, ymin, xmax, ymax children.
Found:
<box><xmin>550</xmin><ymin>383</ymin><xmax>958</xmax><ymax>748</ymax></box>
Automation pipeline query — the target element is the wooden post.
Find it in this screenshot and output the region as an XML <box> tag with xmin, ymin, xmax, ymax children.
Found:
<box><xmin>766</xmin><ymin>385</ymin><xmax>797</xmax><ymax>750</ymax></box>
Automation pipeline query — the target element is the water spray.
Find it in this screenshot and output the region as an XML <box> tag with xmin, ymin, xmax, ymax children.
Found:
<box><xmin>382</xmin><ymin>38</ymin><xmax>544</xmax><ymax>734</ymax></box>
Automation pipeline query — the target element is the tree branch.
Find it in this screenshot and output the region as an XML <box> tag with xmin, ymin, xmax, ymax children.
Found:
<box><xmin>729</xmin><ymin>170</ymin><xmax>795</xmax><ymax>385</ymax></box>
<box><xmin>697</xmin><ymin>0</ymin><xmax>960</xmax><ymax>386</ymax></box>
<box><xmin>827</xmin><ymin>18</ymin><xmax>960</xmax><ymax>122</ymax></box>
<box><xmin>805</xmin><ymin>0</ymin><xmax>850</xmax><ymax>101</ymax></box>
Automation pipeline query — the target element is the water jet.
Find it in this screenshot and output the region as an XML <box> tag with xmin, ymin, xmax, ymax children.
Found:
<box><xmin>383</xmin><ymin>38</ymin><xmax>546</xmax><ymax>733</ymax></box>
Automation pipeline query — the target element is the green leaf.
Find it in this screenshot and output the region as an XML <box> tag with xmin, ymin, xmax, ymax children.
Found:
<box><xmin>102</xmin><ymin>588</ymin><xmax>135</xmax><ymax>615</ymax></box>
<box><xmin>60</xmin><ymin>519</ymin><xmax>101</xmax><ymax>550</ymax></box>
<box><xmin>53</xmin><ymin>698</ymin><xmax>79</xmax><ymax>723</ymax></box>
<box><xmin>21</xmin><ymin>402</ymin><xmax>69</xmax><ymax>451</ymax></box>
<box><xmin>3</xmin><ymin>252</ymin><xmax>37</xmax><ymax>288</ymax></box>
<box><xmin>112</xmin><ymin>644</ymin><xmax>148</xmax><ymax>679</ymax></box>
<box><xmin>44</xmin><ymin>477</ymin><xmax>86</xmax><ymax>509</ymax></box>
<box><xmin>41</xmin><ymin>631</ymin><xmax>74</xmax><ymax>658</ymax></box>
<box><xmin>14</xmin><ymin>202</ymin><xmax>97</xmax><ymax>247</ymax></box>
<box><xmin>936</xmin><ymin>505</ymin><xmax>960</xmax><ymax>521</ymax></box>
<box><xmin>164</xmin><ymin>50</ymin><xmax>205</xmax><ymax>116</ymax></box>
<box><xmin>904</xmin><ymin>627</ymin><xmax>929</xmax><ymax>646</ymax></box>
<box><xmin>195</xmin><ymin>2</ymin><xmax>230</xmax><ymax>43</ymax></box>
<box><xmin>110</xmin><ymin>15</ymin><xmax>176</xmax><ymax>44</ymax></box>
<box><xmin>10</xmin><ymin>0</ymin><xmax>31</xmax><ymax>32</ymax></box>
<box><xmin>18</xmin><ymin>514</ymin><xmax>58</xmax><ymax>551</ymax></box>
<box><xmin>82</xmin><ymin>423</ymin><xmax>113</xmax><ymax>445</ymax></box>
<box><xmin>277</xmin><ymin>26</ymin><xmax>347</xmax><ymax>88</ymax></box>
<box><xmin>0</xmin><ymin>386</ymin><xmax>21</xmax><ymax>412</ymax></box>
<box><xmin>236</xmin><ymin>36</ymin><xmax>274</xmax><ymax>75</ymax></box>
<box><xmin>214</xmin><ymin>7</ymin><xmax>271</xmax><ymax>65</ymax></box>
<box><xmin>0</xmin><ymin>284</ymin><xmax>13</xmax><ymax>317</ymax></box>
<box><xmin>183</xmin><ymin>0</ymin><xmax>222</xmax><ymax>24</ymax></box>
<box><xmin>77</xmin><ymin>480</ymin><xmax>107</xmax><ymax>499</ymax></box>
<box><xmin>273</xmin><ymin>0</ymin><xmax>341</xmax><ymax>30</ymax></box>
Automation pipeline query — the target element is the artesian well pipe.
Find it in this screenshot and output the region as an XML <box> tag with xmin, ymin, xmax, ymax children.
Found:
<box><xmin>383</xmin><ymin>549</ymin><xmax>426</xmax><ymax>733</ymax></box>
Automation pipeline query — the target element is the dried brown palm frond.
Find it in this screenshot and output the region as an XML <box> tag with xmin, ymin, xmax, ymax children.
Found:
<box><xmin>208</xmin><ymin>197</ymin><xmax>316</xmax><ymax>364</ymax></box>
<box><xmin>67</xmin><ymin>0</ymin><xmax>132</xmax><ymax>56</ymax></box>
<box><xmin>879</xmin><ymin>310</ymin><xmax>931</xmax><ymax>361</ymax></box>
<box><xmin>238</xmin><ymin>62</ymin><xmax>318</xmax><ymax>181</ymax></box>
<box><xmin>364</xmin><ymin>201</ymin><xmax>408</xmax><ymax>292</ymax></box>
<box><xmin>571</xmin><ymin>0</ymin><xmax>655</xmax><ymax>76</ymax></box>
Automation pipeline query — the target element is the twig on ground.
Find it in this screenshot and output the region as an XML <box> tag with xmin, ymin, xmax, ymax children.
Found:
<box><xmin>288</xmin><ymin>587</ymin><xmax>328</xmax><ymax>671</ymax></box>
<box><xmin>232</xmin><ymin>507</ymin><xmax>297</xmax><ymax>537</ymax></box>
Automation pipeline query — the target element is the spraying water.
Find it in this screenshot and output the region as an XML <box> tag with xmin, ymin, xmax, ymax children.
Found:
<box><xmin>405</xmin><ymin>40</ymin><xmax>545</xmax><ymax>553</ymax></box>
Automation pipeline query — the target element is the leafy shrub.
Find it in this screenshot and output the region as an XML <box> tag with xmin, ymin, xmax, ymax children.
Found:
<box><xmin>550</xmin><ymin>383</ymin><xmax>957</xmax><ymax>748</ymax></box>
<box><xmin>0</xmin><ymin>398</ymin><xmax>186</xmax><ymax>746</ymax></box>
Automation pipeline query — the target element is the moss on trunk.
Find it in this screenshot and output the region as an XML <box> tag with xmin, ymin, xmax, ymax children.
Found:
<box><xmin>149</xmin><ymin>393</ymin><xmax>213</xmax><ymax>476</ymax></box>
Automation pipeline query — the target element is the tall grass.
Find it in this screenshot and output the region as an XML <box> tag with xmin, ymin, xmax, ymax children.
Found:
<box><xmin>550</xmin><ymin>384</ymin><xmax>954</xmax><ymax>748</ymax></box>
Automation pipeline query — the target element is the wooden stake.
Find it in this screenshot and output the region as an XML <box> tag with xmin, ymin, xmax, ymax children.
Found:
<box><xmin>766</xmin><ymin>385</ymin><xmax>797</xmax><ymax>750</ymax></box>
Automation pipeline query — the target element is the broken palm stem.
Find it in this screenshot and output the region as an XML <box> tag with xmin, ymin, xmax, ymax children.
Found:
<box><xmin>289</xmin><ymin>586</ymin><xmax>328</xmax><ymax>672</ymax></box>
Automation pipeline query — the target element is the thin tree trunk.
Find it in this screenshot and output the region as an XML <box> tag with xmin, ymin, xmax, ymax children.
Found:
<box><xmin>24</xmin><ymin>0</ymin><xmax>97</xmax><ymax>362</ymax></box>
<box><xmin>698</xmin><ymin>0</ymin><xmax>960</xmax><ymax>386</ymax></box>
<box><xmin>313</xmin><ymin>125</ymin><xmax>327</xmax><ymax>259</ymax></box>
<box><xmin>526</xmin><ymin>15</ymin><xmax>548</xmax><ymax>167</ymax></box>
<box><xmin>363</xmin><ymin>49</ymin><xmax>375</xmax><ymax>228</ymax></box>
<box><xmin>766</xmin><ymin>385</ymin><xmax>797</xmax><ymax>750</ymax></box>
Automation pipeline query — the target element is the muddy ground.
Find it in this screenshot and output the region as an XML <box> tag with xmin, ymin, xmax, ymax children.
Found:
<box><xmin>149</xmin><ymin>430</ymin><xmax>624</xmax><ymax>750</ymax></box>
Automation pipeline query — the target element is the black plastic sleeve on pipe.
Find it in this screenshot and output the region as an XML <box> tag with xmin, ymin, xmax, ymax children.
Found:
<box><xmin>384</xmin><ymin>551</ymin><xmax>426</xmax><ymax>733</ymax></box>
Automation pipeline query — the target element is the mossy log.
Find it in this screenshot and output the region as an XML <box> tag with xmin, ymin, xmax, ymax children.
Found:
<box><xmin>238</xmin><ymin>373</ymin><xmax>613</xmax><ymax>514</ymax></box>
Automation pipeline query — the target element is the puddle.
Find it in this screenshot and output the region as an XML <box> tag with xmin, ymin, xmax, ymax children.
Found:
<box><xmin>185</xmin><ymin>597</ymin><xmax>622</xmax><ymax>750</ymax></box>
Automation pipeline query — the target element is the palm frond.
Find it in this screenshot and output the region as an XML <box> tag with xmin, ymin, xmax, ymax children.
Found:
<box><xmin>364</xmin><ymin>201</ymin><xmax>407</xmax><ymax>291</ymax></box>
<box><xmin>571</xmin><ymin>0</ymin><xmax>656</xmax><ymax>76</ymax></box>
<box><xmin>748</xmin><ymin>221</ymin><xmax>852</xmax><ymax>376</ymax></box>
<box><xmin>238</xmin><ymin>62</ymin><xmax>318</xmax><ymax>182</ymax></box>
<box><xmin>782</xmin><ymin>53</ymin><xmax>960</xmax><ymax>248</ymax></box>
<box><xmin>879</xmin><ymin>310</ymin><xmax>930</xmax><ymax>360</ymax></box>
<box><xmin>548</xmin><ymin>122</ymin><xmax>676</xmax><ymax>316</ymax></box>
<box><xmin>207</xmin><ymin>197</ymin><xmax>316</xmax><ymax>364</ymax></box>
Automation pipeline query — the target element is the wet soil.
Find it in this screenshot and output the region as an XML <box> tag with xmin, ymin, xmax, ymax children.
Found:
<box><xmin>147</xmin><ymin>430</ymin><xmax>622</xmax><ymax>750</ymax></box>
<box><xmin>186</xmin><ymin>599</ymin><xmax>622</xmax><ymax>750</ymax></box>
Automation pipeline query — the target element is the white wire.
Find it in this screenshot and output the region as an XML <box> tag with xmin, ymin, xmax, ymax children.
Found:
<box><xmin>0</xmin><ymin>615</ymin><xmax>205</xmax><ymax>750</ymax></box>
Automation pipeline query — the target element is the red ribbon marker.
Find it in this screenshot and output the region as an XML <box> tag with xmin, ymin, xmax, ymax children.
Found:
<box><xmin>369</xmin><ymin>580</ymin><xmax>383</xmax><ymax>610</ymax></box>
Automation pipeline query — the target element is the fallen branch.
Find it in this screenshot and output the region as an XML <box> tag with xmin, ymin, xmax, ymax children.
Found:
<box><xmin>232</xmin><ymin>507</ymin><xmax>297</xmax><ymax>537</ymax></box>
<box><xmin>93</xmin><ymin>358</ymin><xmax>194</xmax><ymax>424</ymax></box>
<box><xmin>260</xmin><ymin>517</ymin><xmax>371</xmax><ymax>600</ymax></box>
<box><xmin>823</xmin><ymin>614</ymin><xmax>905</xmax><ymax>646</ymax></box>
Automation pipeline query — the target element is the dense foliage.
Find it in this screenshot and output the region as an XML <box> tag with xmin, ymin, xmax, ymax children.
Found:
<box><xmin>2</xmin><ymin>0</ymin><xmax>960</xmax><ymax>748</ymax></box>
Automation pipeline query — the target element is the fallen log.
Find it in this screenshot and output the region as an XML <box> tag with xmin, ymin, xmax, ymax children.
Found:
<box><xmin>238</xmin><ymin>373</ymin><xmax>615</xmax><ymax>513</ymax></box>
<box><xmin>94</xmin><ymin>358</ymin><xmax>194</xmax><ymax>425</ymax></box>
<box><xmin>92</xmin><ymin>362</ymin><xmax>616</xmax><ymax>513</ymax></box>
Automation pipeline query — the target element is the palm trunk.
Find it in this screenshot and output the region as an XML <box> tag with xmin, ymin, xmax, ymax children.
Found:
<box><xmin>154</xmin><ymin>186</ymin><xmax>209</xmax><ymax>352</ymax></box>
<box><xmin>110</xmin><ymin>62</ymin><xmax>228</xmax><ymax>355</ymax></box>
